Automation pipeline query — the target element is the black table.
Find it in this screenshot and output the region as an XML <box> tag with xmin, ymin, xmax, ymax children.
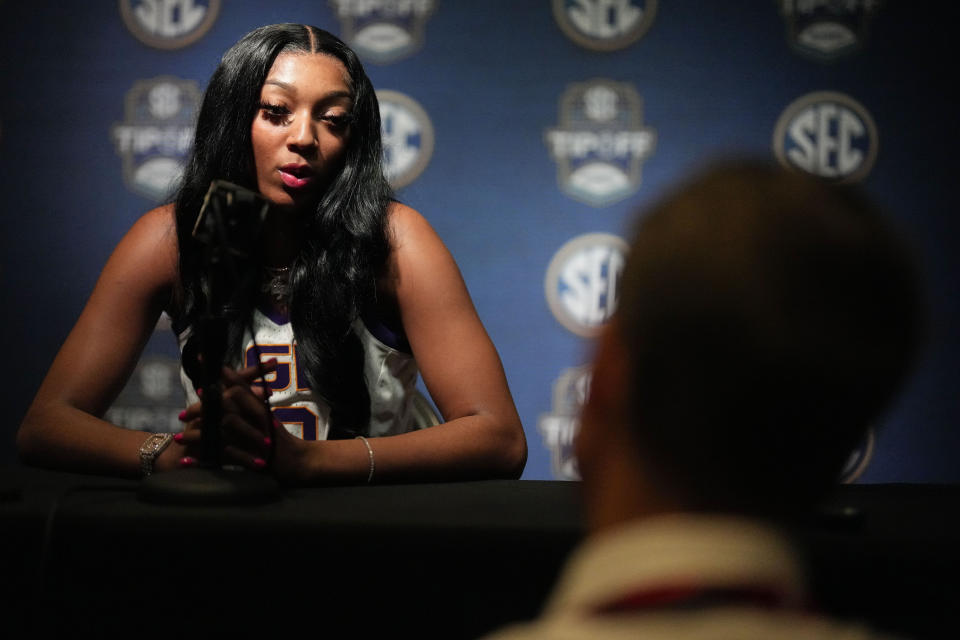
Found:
<box><xmin>1</xmin><ymin>466</ymin><xmax>583</xmax><ymax>638</ymax></box>
<box><xmin>1</xmin><ymin>466</ymin><xmax>957</xmax><ymax>638</ymax></box>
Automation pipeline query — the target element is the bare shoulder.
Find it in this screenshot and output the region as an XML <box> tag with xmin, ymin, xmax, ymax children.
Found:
<box><xmin>386</xmin><ymin>202</ymin><xmax>457</xmax><ymax>273</ymax></box>
<box><xmin>380</xmin><ymin>202</ymin><xmax>466</xmax><ymax>310</ymax></box>
<box><xmin>127</xmin><ymin>204</ymin><xmax>176</xmax><ymax>261</ymax></box>
<box><xmin>132</xmin><ymin>204</ymin><xmax>177</xmax><ymax>248</ymax></box>
<box><xmin>139</xmin><ymin>203</ymin><xmax>175</xmax><ymax>226</ymax></box>
<box><xmin>386</xmin><ymin>201</ymin><xmax>440</xmax><ymax>250</ymax></box>
<box><xmin>101</xmin><ymin>204</ymin><xmax>179</xmax><ymax>295</ymax></box>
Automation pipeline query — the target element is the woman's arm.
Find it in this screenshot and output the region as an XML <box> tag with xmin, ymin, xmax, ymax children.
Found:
<box><xmin>16</xmin><ymin>205</ymin><xmax>187</xmax><ymax>477</ymax></box>
<box><xmin>282</xmin><ymin>203</ymin><xmax>527</xmax><ymax>484</ymax></box>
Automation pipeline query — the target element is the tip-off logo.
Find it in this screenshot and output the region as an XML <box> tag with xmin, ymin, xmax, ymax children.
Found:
<box><xmin>773</xmin><ymin>91</ymin><xmax>878</xmax><ymax>183</ymax></box>
<box><xmin>545</xmin><ymin>233</ymin><xmax>628</xmax><ymax>338</ymax></box>
<box><xmin>378</xmin><ymin>90</ymin><xmax>434</xmax><ymax>189</ymax></box>
<box><xmin>111</xmin><ymin>76</ymin><xmax>199</xmax><ymax>201</ymax></box>
<box><xmin>120</xmin><ymin>0</ymin><xmax>220</xmax><ymax>49</ymax></box>
<box><xmin>538</xmin><ymin>366</ymin><xmax>592</xmax><ymax>481</ymax></box>
<box><xmin>104</xmin><ymin>355</ymin><xmax>185</xmax><ymax>434</ymax></box>
<box><xmin>546</xmin><ymin>79</ymin><xmax>656</xmax><ymax>207</ymax></box>
<box><xmin>780</xmin><ymin>0</ymin><xmax>879</xmax><ymax>61</ymax></box>
<box><xmin>329</xmin><ymin>0</ymin><xmax>436</xmax><ymax>64</ymax></box>
<box><xmin>553</xmin><ymin>0</ymin><xmax>657</xmax><ymax>51</ymax></box>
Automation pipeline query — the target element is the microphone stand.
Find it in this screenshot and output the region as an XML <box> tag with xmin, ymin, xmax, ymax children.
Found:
<box><xmin>139</xmin><ymin>181</ymin><xmax>280</xmax><ymax>505</ymax></box>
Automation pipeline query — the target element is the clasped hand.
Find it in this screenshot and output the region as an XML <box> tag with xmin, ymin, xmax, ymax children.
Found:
<box><xmin>159</xmin><ymin>358</ymin><xmax>305</xmax><ymax>478</ymax></box>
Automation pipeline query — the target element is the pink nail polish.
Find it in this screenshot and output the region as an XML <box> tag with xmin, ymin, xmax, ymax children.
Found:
<box><xmin>253</xmin><ymin>458</ymin><xmax>267</xmax><ymax>469</ymax></box>
<box><xmin>272</xmin><ymin>417</ymin><xmax>281</xmax><ymax>431</ymax></box>
<box><xmin>178</xmin><ymin>410</ymin><xmax>186</xmax><ymax>421</ymax></box>
<box><xmin>173</xmin><ymin>433</ymin><xmax>184</xmax><ymax>443</ymax></box>
<box><xmin>179</xmin><ymin>456</ymin><xmax>197</xmax><ymax>468</ymax></box>
<box><xmin>263</xmin><ymin>436</ymin><xmax>272</xmax><ymax>447</ymax></box>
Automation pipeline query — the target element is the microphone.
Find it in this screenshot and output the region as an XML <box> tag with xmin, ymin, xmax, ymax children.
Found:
<box><xmin>138</xmin><ymin>181</ymin><xmax>280</xmax><ymax>505</ymax></box>
<box><xmin>192</xmin><ymin>180</ymin><xmax>270</xmax><ymax>268</ymax></box>
<box><xmin>191</xmin><ymin>181</ymin><xmax>270</xmax><ymax>465</ymax></box>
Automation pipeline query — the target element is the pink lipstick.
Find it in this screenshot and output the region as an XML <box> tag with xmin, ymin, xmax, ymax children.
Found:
<box><xmin>279</xmin><ymin>164</ymin><xmax>315</xmax><ymax>189</ymax></box>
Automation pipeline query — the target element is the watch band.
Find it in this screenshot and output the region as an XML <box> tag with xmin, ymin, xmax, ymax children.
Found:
<box><xmin>139</xmin><ymin>433</ymin><xmax>175</xmax><ymax>477</ymax></box>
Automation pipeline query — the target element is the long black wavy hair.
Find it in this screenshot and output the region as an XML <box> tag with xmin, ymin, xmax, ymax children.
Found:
<box><xmin>173</xmin><ymin>24</ymin><xmax>393</xmax><ymax>435</ymax></box>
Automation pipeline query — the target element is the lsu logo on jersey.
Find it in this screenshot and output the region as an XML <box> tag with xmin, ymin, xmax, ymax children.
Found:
<box><xmin>377</xmin><ymin>89</ymin><xmax>435</xmax><ymax>189</ymax></box>
<box><xmin>538</xmin><ymin>366</ymin><xmax>592</xmax><ymax>480</ymax></box>
<box><xmin>546</xmin><ymin>79</ymin><xmax>656</xmax><ymax>207</ymax></box>
<box><xmin>329</xmin><ymin>0</ymin><xmax>436</xmax><ymax>64</ymax></box>
<box><xmin>779</xmin><ymin>0</ymin><xmax>879</xmax><ymax>61</ymax></box>
<box><xmin>552</xmin><ymin>0</ymin><xmax>657</xmax><ymax>51</ymax></box>
<box><xmin>111</xmin><ymin>76</ymin><xmax>200</xmax><ymax>200</ymax></box>
<box><xmin>840</xmin><ymin>426</ymin><xmax>876</xmax><ymax>483</ymax></box>
<box><xmin>773</xmin><ymin>91</ymin><xmax>878</xmax><ymax>183</ymax></box>
<box><xmin>120</xmin><ymin>0</ymin><xmax>220</xmax><ymax>50</ymax></box>
<box><xmin>545</xmin><ymin>233</ymin><xmax>628</xmax><ymax>337</ymax></box>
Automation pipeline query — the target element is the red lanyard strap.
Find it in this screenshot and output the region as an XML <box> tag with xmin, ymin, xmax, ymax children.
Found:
<box><xmin>593</xmin><ymin>583</ymin><xmax>798</xmax><ymax>616</ymax></box>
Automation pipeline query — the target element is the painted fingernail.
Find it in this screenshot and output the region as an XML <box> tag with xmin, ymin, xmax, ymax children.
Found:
<box><xmin>263</xmin><ymin>436</ymin><xmax>272</xmax><ymax>447</ymax></box>
<box><xmin>253</xmin><ymin>458</ymin><xmax>267</xmax><ymax>469</ymax></box>
<box><xmin>178</xmin><ymin>410</ymin><xmax>187</xmax><ymax>421</ymax></box>
<box><xmin>173</xmin><ymin>433</ymin><xmax>184</xmax><ymax>443</ymax></box>
<box><xmin>179</xmin><ymin>456</ymin><xmax>197</xmax><ymax>468</ymax></box>
<box><xmin>272</xmin><ymin>417</ymin><xmax>281</xmax><ymax>431</ymax></box>
<box><xmin>197</xmin><ymin>388</ymin><xmax>203</xmax><ymax>398</ymax></box>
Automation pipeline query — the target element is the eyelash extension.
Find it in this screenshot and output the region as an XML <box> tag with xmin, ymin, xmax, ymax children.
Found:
<box><xmin>258</xmin><ymin>102</ymin><xmax>291</xmax><ymax>124</ymax></box>
<box><xmin>258</xmin><ymin>103</ymin><xmax>355</xmax><ymax>128</ymax></box>
<box><xmin>320</xmin><ymin>113</ymin><xmax>355</xmax><ymax>127</ymax></box>
<box><xmin>258</xmin><ymin>101</ymin><xmax>289</xmax><ymax>114</ymax></box>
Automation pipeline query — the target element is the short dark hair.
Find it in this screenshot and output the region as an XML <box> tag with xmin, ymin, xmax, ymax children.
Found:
<box><xmin>617</xmin><ymin>161</ymin><xmax>922</xmax><ymax>513</ymax></box>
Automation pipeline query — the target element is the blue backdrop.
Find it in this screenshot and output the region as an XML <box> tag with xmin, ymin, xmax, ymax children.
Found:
<box><xmin>1</xmin><ymin>1</ymin><xmax>956</xmax><ymax>482</ymax></box>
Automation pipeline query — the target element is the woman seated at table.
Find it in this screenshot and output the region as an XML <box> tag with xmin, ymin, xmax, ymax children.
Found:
<box><xmin>17</xmin><ymin>24</ymin><xmax>526</xmax><ymax>484</ymax></box>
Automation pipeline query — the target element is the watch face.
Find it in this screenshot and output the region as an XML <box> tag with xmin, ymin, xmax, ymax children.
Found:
<box><xmin>141</xmin><ymin>433</ymin><xmax>168</xmax><ymax>457</ymax></box>
<box><xmin>140</xmin><ymin>434</ymin><xmax>171</xmax><ymax>476</ymax></box>
<box><xmin>142</xmin><ymin>435</ymin><xmax>161</xmax><ymax>454</ymax></box>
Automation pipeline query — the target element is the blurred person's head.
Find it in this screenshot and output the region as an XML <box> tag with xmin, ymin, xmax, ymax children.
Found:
<box><xmin>576</xmin><ymin>161</ymin><xmax>922</xmax><ymax>529</ymax></box>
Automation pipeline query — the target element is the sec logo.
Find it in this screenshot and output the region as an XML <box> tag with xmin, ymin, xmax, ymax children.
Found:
<box><xmin>120</xmin><ymin>0</ymin><xmax>220</xmax><ymax>50</ymax></box>
<box><xmin>553</xmin><ymin>0</ymin><xmax>657</xmax><ymax>51</ymax></box>
<box><xmin>377</xmin><ymin>90</ymin><xmax>435</xmax><ymax>189</ymax></box>
<box><xmin>773</xmin><ymin>91</ymin><xmax>878</xmax><ymax>183</ymax></box>
<box><xmin>545</xmin><ymin>233</ymin><xmax>629</xmax><ymax>337</ymax></box>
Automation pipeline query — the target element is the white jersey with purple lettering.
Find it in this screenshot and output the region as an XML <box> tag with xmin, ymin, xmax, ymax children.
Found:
<box><xmin>179</xmin><ymin>307</ymin><xmax>421</xmax><ymax>440</ymax></box>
